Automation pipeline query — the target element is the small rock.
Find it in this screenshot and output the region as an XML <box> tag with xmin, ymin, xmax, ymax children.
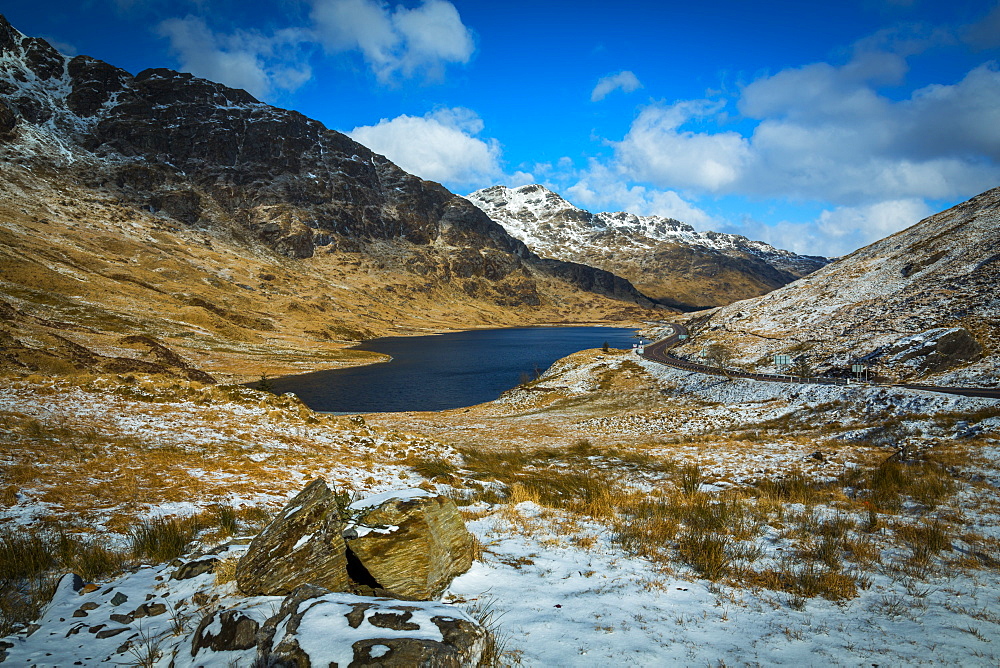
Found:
<box><xmin>110</xmin><ymin>613</ymin><xmax>132</xmax><ymax>625</ymax></box>
<box><xmin>191</xmin><ymin>609</ymin><xmax>260</xmax><ymax>656</ymax></box>
<box><xmin>96</xmin><ymin>628</ymin><xmax>130</xmax><ymax>639</ymax></box>
<box><xmin>66</xmin><ymin>623</ymin><xmax>87</xmax><ymax>637</ymax></box>
<box><xmin>144</xmin><ymin>603</ymin><xmax>167</xmax><ymax>617</ymax></box>
<box><xmin>128</xmin><ymin>602</ymin><xmax>166</xmax><ymax>619</ymax></box>
<box><xmin>110</xmin><ymin>592</ymin><xmax>128</xmax><ymax>606</ymax></box>
<box><xmin>172</xmin><ymin>557</ymin><xmax>219</xmax><ymax>580</ymax></box>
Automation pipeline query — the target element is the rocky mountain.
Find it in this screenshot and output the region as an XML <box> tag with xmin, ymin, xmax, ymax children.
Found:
<box><xmin>467</xmin><ymin>184</ymin><xmax>828</xmax><ymax>310</ymax></box>
<box><xmin>671</xmin><ymin>187</ymin><xmax>1000</xmax><ymax>385</ymax></box>
<box><xmin>0</xmin><ymin>14</ymin><xmax>661</xmax><ymax>381</ymax></box>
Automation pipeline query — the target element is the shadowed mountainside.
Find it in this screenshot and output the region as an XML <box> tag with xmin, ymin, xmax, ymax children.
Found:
<box><xmin>0</xmin><ymin>14</ymin><xmax>664</xmax><ymax>381</ymax></box>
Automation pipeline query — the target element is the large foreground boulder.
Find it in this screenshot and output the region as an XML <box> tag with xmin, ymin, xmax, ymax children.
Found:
<box><xmin>236</xmin><ymin>481</ymin><xmax>474</xmax><ymax>602</ymax></box>
<box><xmin>236</xmin><ymin>479</ymin><xmax>350</xmax><ymax>596</ymax></box>
<box><xmin>346</xmin><ymin>489</ymin><xmax>475</xmax><ymax>601</ymax></box>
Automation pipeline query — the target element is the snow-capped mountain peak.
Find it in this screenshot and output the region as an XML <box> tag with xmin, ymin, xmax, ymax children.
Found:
<box><xmin>467</xmin><ymin>184</ymin><xmax>828</xmax><ymax>310</ymax></box>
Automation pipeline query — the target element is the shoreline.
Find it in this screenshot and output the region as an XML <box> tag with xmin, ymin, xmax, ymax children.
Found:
<box><xmin>219</xmin><ymin>318</ymin><xmax>655</xmax><ymax>385</ymax></box>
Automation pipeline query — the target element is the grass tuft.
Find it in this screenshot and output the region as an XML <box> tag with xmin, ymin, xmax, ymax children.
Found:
<box><xmin>841</xmin><ymin>459</ymin><xmax>957</xmax><ymax>512</ymax></box>
<box><xmin>411</xmin><ymin>457</ymin><xmax>459</xmax><ymax>482</ymax></box>
<box><xmin>461</xmin><ymin>595</ymin><xmax>522</xmax><ymax>667</ymax></box>
<box><xmin>0</xmin><ymin>528</ymin><xmax>127</xmax><ymax>635</ymax></box>
<box><xmin>677</xmin><ymin>531</ymin><xmax>731</xmax><ymax>580</ymax></box>
<box><xmin>212</xmin><ymin>504</ymin><xmax>239</xmax><ymax>537</ymax></box>
<box><xmin>129</xmin><ymin>516</ymin><xmax>201</xmax><ymax>563</ymax></box>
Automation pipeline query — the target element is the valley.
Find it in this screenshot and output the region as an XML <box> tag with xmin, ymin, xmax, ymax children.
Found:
<box><xmin>1</xmin><ymin>10</ymin><xmax>999</xmax><ymax>667</ymax></box>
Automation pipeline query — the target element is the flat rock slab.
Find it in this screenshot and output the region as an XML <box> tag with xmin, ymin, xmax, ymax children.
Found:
<box><xmin>261</xmin><ymin>585</ymin><xmax>487</xmax><ymax>667</ymax></box>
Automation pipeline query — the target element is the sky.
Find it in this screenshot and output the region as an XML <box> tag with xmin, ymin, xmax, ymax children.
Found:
<box><xmin>4</xmin><ymin>0</ymin><xmax>1000</xmax><ymax>257</ymax></box>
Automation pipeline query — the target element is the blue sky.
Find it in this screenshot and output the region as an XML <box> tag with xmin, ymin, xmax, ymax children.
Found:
<box><xmin>5</xmin><ymin>0</ymin><xmax>1000</xmax><ymax>256</ymax></box>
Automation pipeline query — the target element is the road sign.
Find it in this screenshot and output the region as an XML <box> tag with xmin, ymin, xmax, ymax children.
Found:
<box><xmin>851</xmin><ymin>364</ymin><xmax>865</xmax><ymax>373</ymax></box>
<box><xmin>774</xmin><ymin>354</ymin><xmax>791</xmax><ymax>366</ymax></box>
<box><xmin>678</xmin><ymin>334</ymin><xmax>688</xmax><ymax>340</ymax></box>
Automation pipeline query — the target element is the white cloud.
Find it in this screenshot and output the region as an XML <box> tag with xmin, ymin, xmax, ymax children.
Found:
<box><xmin>156</xmin><ymin>0</ymin><xmax>474</xmax><ymax>98</ymax></box>
<box><xmin>42</xmin><ymin>36</ymin><xmax>77</xmax><ymax>56</ymax></box>
<box><xmin>726</xmin><ymin>199</ymin><xmax>933</xmax><ymax>257</ymax></box>
<box><xmin>157</xmin><ymin>16</ymin><xmax>311</xmax><ymax>100</ymax></box>
<box><xmin>348</xmin><ymin>108</ymin><xmax>502</xmax><ymax>187</ymax></box>
<box><xmin>591</xmin><ymin>70</ymin><xmax>642</xmax><ymax>102</ymax></box>
<box><xmin>310</xmin><ymin>0</ymin><xmax>474</xmax><ymax>81</ymax></box>
<box><xmin>736</xmin><ymin>58</ymin><xmax>1000</xmax><ymax>203</ymax></box>
<box><xmin>586</xmin><ymin>35</ymin><xmax>1000</xmax><ymax>255</ymax></box>
<box><xmin>613</xmin><ymin>100</ymin><xmax>751</xmax><ymax>191</ymax></box>
<box><xmin>565</xmin><ymin>162</ymin><xmax>718</xmax><ymax>229</ymax></box>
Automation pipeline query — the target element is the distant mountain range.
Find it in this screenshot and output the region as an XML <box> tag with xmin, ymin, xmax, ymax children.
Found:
<box><xmin>467</xmin><ymin>184</ymin><xmax>828</xmax><ymax>310</ymax></box>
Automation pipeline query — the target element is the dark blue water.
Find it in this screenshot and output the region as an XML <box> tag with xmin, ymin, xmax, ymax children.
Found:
<box><xmin>269</xmin><ymin>327</ymin><xmax>639</xmax><ymax>412</ymax></box>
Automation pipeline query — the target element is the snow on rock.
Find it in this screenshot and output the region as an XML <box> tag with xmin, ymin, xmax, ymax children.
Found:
<box><xmin>466</xmin><ymin>184</ymin><xmax>828</xmax><ymax>308</ymax></box>
<box><xmin>348</xmin><ymin>486</ymin><xmax>437</xmax><ymax>510</ymax></box>
<box><xmin>0</xmin><ymin>544</ymin><xmax>488</xmax><ymax>667</ymax></box>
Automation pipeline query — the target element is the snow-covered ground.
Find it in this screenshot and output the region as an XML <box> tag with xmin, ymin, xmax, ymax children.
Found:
<box><xmin>454</xmin><ymin>504</ymin><xmax>1000</xmax><ymax>666</ymax></box>
<box><xmin>2</xmin><ymin>354</ymin><xmax>999</xmax><ymax>666</ymax></box>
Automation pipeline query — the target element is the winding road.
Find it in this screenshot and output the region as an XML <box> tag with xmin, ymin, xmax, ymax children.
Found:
<box><xmin>641</xmin><ymin>324</ymin><xmax>1000</xmax><ymax>400</ymax></box>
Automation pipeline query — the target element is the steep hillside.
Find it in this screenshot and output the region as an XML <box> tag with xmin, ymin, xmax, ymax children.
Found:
<box><xmin>467</xmin><ymin>184</ymin><xmax>827</xmax><ymax>310</ymax></box>
<box><xmin>671</xmin><ymin>187</ymin><xmax>1000</xmax><ymax>386</ymax></box>
<box><xmin>0</xmin><ymin>15</ymin><xmax>661</xmax><ymax>381</ymax></box>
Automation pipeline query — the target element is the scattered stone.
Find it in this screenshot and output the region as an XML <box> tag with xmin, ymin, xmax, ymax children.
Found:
<box><xmin>66</xmin><ymin>623</ymin><xmax>87</xmax><ymax>636</ymax></box>
<box><xmin>129</xmin><ymin>602</ymin><xmax>167</xmax><ymax>619</ymax></box>
<box><xmin>110</xmin><ymin>592</ymin><xmax>128</xmax><ymax>606</ymax></box>
<box><xmin>71</xmin><ymin>601</ymin><xmax>98</xmax><ymax>617</ymax></box>
<box><xmin>95</xmin><ymin>628</ymin><xmax>130</xmax><ymax>639</ymax></box>
<box><xmin>236</xmin><ymin>478</ymin><xmax>350</xmax><ymax>596</ymax></box>
<box><xmin>346</xmin><ymin>489</ymin><xmax>475</xmax><ymax>601</ymax></box>
<box><xmin>172</xmin><ymin>557</ymin><xmax>219</xmax><ymax>580</ymax></box>
<box><xmin>110</xmin><ymin>613</ymin><xmax>132</xmax><ymax>625</ymax></box>
<box><xmin>190</xmin><ymin>609</ymin><xmax>260</xmax><ymax>656</ymax></box>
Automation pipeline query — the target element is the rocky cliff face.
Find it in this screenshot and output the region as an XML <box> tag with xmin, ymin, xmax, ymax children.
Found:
<box><xmin>673</xmin><ymin>187</ymin><xmax>1000</xmax><ymax>385</ymax></box>
<box><xmin>0</xmin><ymin>14</ymin><xmax>661</xmax><ymax>380</ymax></box>
<box><xmin>467</xmin><ymin>184</ymin><xmax>828</xmax><ymax>310</ymax></box>
<box><xmin>0</xmin><ymin>14</ymin><xmax>652</xmax><ymax>304</ymax></box>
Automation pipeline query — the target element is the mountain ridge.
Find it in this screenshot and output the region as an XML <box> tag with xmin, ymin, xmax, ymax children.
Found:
<box><xmin>0</xmin><ymin>13</ymin><xmax>664</xmax><ymax>381</ymax></box>
<box><xmin>670</xmin><ymin>186</ymin><xmax>1000</xmax><ymax>385</ymax></box>
<box><xmin>467</xmin><ymin>183</ymin><xmax>828</xmax><ymax>310</ymax></box>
